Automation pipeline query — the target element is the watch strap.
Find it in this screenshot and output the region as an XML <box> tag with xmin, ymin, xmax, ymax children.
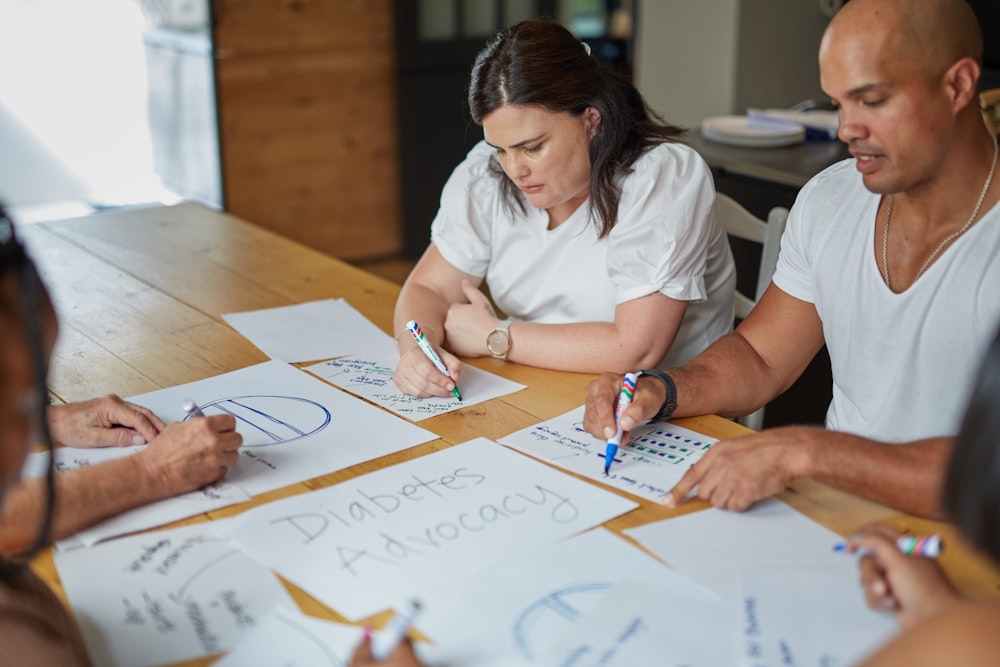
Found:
<box><xmin>638</xmin><ymin>369</ymin><xmax>678</xmax><ymax>423</ymax></box>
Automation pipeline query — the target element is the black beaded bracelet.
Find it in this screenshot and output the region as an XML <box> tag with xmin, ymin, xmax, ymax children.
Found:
<box><xmin>638</xmin><ymin>369</ymin><xmax>678</xmax><ymax>423</ymax></box>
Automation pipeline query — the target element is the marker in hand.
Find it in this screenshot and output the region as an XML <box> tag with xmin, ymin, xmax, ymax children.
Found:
<box><xmin>405</xmin><ymin>320</ymin><xmax>462</xmax><ymax>402</ymax></box>
<box><xmin>372</xmin><ymin>598</ymin><xmax>423</xmax><ymax>660</ymax></box>
<box><xmin>833</xmin><ymin>534</ymin><xmax>944</xmax><ymax>558</ymax></box>
<box><xmin>182</xmin><ymin>399</ymin><xmax>205</xmax><ymax>420</ymax></box>
<box><xmin>604</xmin><ymin>372</ymin><xmax>638</xmax><ymax>476</ymax></box>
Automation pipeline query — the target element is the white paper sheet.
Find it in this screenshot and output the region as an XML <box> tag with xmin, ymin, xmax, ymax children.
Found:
<box><xmin>22</xmin><ymin>446</ymin><xmax>250</xmax><ymax>547</ymax></box>
<box><xmin>54</xmin><ymin>522</ymin><xmax>296</xmax><ymax>667</ymax></box>
<box><xmin>223</xmin><ymin>439</ymin><xmax>638</xmax><ymax>619</ymax></box>
<box><xmin>500</xmin><ymin>406</ymin><xmax>716</xmax><ymax>501</ymax></box>
<box><xmin>739</xmin><ymin>565</ymin><xmax>898</xmax><ymax>667</ymax></box>
<box><xmin>306</xmin><ymin>355</ymin><xmax>525</xmax><ymax>420</ymax></box>
<box><xmin>537</xmin><ymin>578</ymin><xmax>738</xmax><ymax>667</ymax></box>
<box><xmin>127</xmin><ymin>361</ymin><xmax>436</xmax><ymax>496</ymax></box>
<box><xmin>623</xmin><ymin>498</ymin><xmax>852</xmax><ymax>603</ymax></box>
<box><xmin>222</xmin><ymin>299</ymin><xmax>396</xmax><ymax>363</ymax></box>
<box><xmin>213</xmin><ymin>606</ymin><xmax>364</xmax><ymax>667</ymax></box>
<box><xmin>416</xmin><ymin>528</ymin><xmax>729</xmax><ymax>667</ymax></box>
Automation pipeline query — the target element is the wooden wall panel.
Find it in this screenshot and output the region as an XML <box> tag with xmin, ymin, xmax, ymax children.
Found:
<box><xmin>212</xmin><ymin>0</ymin><xmax>400</xmax><ymax>260</ymax></box>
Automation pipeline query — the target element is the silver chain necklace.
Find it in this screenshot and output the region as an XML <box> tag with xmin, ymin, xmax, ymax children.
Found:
<box><xmin>880</xmin><ymin>140</ymin><xmax>999</xmax><ymax>289</ymax></box>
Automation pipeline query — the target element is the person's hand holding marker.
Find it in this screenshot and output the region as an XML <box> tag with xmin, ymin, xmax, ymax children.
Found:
<box><xmin>394</xmin><ymin>320</ymin><xmax>463</xmax><ymax>400</ymax></box>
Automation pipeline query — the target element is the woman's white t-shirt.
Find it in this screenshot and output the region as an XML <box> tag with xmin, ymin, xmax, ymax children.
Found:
<box><xmin>430</xmin><ymin>140</ymin><xmax>736</xmax><ymax>368</ymax></box>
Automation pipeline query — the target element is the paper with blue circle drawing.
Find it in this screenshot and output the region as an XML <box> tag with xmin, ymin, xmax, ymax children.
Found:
<box><xmin>126</xmin><ymin>360</ymin><xmax>436</xmax><ymax>497</ymax></box>
<box><xmin>54</xmin><ymin>521</ymin><xmax>295</xmax><ymax>667</ymax></box>
<box><xmin>222</xmin><ymin>438</ymin><xmax>637</xmax><ymax>620</ymax></box>
<box><xmin>499</xmin><ymin>405</ymin><xmax>717</xmax><ymax>502</ymax></box>
<box><xmin>416</xmin><ymin>528</ymin><xmax>734</xmax><ymax>667</ymax></box>
<box><xmin>306</xmin><ymin>355</ymin><xmax>526</xmax><ymax>420</ymax></box>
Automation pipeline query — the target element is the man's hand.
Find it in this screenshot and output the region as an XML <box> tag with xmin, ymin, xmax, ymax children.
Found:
<box><xmin>663</xmin><ymin>426</ymin><xmax>816</xmax><ymax>510</ymax></box>
<box><xmin>49</xmin><ymin>395</ymin><xmax>166</xmax><ymax>447</ymax></box>
<box><xmin>584</xmin><ymin>372</ymin><xmax>667</xmax><ymax>439</ymax></box>
<box><xmin>135</xmin><ymin>415</ymin><xmax>242</xmax><ymax>496</ymax></box>
<box><xmin>849</xmin><ymin>524</ymin><xmax>959</xmax><ymax>630</ymax></box>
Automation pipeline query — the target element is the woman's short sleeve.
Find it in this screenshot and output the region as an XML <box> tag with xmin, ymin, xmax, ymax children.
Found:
<box><xmin>606</xmin><ymin>143</ymin><xmax>720</xmax><ymax>305</ymax></box>
<box><xmin>429</xmin><ymin>141</ymin><xmax>497</xmax><ymax>278</ymax></box>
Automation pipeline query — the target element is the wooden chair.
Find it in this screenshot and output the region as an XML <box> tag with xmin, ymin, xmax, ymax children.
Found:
<box><xmin>716</xmin><ymin>193</ymin><xmax>789</xmax><ymax>430</ymax></box>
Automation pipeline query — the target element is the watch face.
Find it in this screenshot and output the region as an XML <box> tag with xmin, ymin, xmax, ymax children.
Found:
<box><xmin>487</xmin><ymin>329</ymin><xmax>510</xmax><ymax>356</ymax></box>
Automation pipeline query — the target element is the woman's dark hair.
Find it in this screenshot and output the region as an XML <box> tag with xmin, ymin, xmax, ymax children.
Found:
<box><xmin>0</xmin><ymin>205</ymin><xmax>56</xmax><ymax>572</ymax></box>
<box><xmin>468</xmin><ymin>19</ymin><xmax>684</xmax><ymax>238</ymax></box>
<box><xmin>943</xmin><ymin>324</ymin><xmax>1000</xmax><ymax>560</ymax></box>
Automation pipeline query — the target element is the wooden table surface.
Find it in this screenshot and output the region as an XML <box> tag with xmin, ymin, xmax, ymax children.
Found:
<box><xmin>20</xmin><ymin>202</ymin><xmax>1000</xmax><ymax>665</ymax></box>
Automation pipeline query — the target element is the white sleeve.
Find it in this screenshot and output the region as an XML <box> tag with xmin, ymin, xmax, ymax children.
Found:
<box><xmin>606</xmin><ymin>144</ymin><xmax>718</xmax><ymax>304</ymax></box>
<box><xmin>771</xmin><ymin>176</ymin><xmax>819</xmax><ymax>304</ymax></box>
<box><xmin>429</xmin><ymin>142</ymin><xmax>496</xmax><ymax>278</ymax></box>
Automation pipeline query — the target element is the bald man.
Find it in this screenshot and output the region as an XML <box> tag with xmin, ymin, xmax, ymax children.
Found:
<box><xmin>584</xmin><ymin>0</ymin><xmax>1000</xmax><ymax>518</ymax></box>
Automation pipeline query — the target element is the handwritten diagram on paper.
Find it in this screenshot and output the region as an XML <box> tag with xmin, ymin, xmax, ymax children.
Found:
<box><xmin>127</xmin><ymin>361</ymin><xmax>436</xmax><ymax>496</ymax></box>
<box><xmin>222</xmin><ymin>298</ymin><xmax>397</xmax><ymax>363</ymax></box>
<box><xmin>182</xmin><ymin>395</ymin><xmax>331</xmax><ymax>447</ymax></box>
<box><xmin>21</xmin><ymin>447</ymin><xmax>250</xmax><ymax>548</ymax></box>
<box><xmin>306</xmin><ymin>355</ymin><xmax>525</xmax><ymax>420</ymax></box>
<box><xmin>54</xmin><ymin>522</ymin><xmax>295</xmax><ymax>667</ymax></box>
<box><xmin>499</xmin><ymin>406</ymin><xmax>717</xmax><ymax>501</ymax></box>
<box><xmin>223</xmin><ymin>439</ymin><xmax>637</xmax><ymax>620</ymax></box>
<box><xmin>416</xmin><ymin>529</ymin><xmax>728</xmax><ymax>667</ymax></box>
<box><xmin>536</xmin><ymin>579</ymin><xmax>738</xmax><ymax>667</ymax></box>
<box><xmin>213</xmin><ymin>607</ymin><xmax>363</xmax><ymax>667</ymax></box>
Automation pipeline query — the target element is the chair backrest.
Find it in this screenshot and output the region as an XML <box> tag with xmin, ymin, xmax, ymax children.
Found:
<box><xmin>715</xmin><ymin>193</ymin><xmax>789</xmax><ymax>431</ymax></box>
<box><xmin>716</xmin><ymin>193</ymin><xmax>789</xmax><ymax>321</ymax></box>
<box><xmin>981</xmin><ymin>88</ymin><xmax>1000</xmax><ymax>137</ymax></box>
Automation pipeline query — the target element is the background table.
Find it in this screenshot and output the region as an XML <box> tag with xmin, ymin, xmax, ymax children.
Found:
<box><xmin>20</xmin><ymin>202</ymin><xmax>1000</xmax><ymax>666</ymax></box>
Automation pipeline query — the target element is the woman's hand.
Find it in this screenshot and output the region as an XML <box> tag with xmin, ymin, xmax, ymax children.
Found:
<box><xmin>849</xmin><ymin>524</ymin><xmax>960</xmax><ymax>630</ymax></box>
<box><xmin>443</xmin><ymin>281</ymin><xmax>500</xmax><ymax>357</ymax></box>
<box><xmin>393</xmin><ymin>344</ymin><xmax>463</xmax><ymax>398</ymax></box>
<box><xmin>349</xmin><ymin>633</ymin><xmax>424</xmax><ymax>667</ymax></box>
<box><xmin>48</xmin><ymin>395</ymin><xmax>166</xmax><ymax>447</ymax></box>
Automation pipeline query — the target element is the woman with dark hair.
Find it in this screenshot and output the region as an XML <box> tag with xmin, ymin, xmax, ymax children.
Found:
<box><xmin>0</xmin><ymin>209</ymin><xmax>92</xmax><ymax>663</ymax></box>
<box><xmin>393</xmin><ymin>19</ymin><xmax>735</xmax><ymax>398</ymax></box>
<box><xmin>846</xmin><ymin>324</ymin><xmax>1000</xmax><ymax>665</ymax></box>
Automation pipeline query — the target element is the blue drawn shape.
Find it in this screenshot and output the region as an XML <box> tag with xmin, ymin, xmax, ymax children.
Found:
<box><xmin>512</xmin><ymin>582</ymin><xmax>612</xmax><ymax>661</ymax></box>
<box><xmin>187</xmin><ymin>395</ymin><xmax>331</xmax><ymax>447</ymax></box>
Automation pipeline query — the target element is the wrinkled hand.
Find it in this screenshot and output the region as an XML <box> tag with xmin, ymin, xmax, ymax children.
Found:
<box><xmin>662</xmin><ymin>426</ymin><xmax>814</xmax><ymax>511</ymax></box>
<box><xmin>443</xmin><ymin>281</ymin><xmax>500</xmax><ymax>357</ymax></box>
<box><xmin>849</xmin><ymin>524</ymin><xmax>959</xmax><ymax>630</ymax></box>
<box><xmin>393</xmin><ymin>343</ymin><xmax>463</xmax><ymax>398</ymax></box>
<box><xmin>350</xmin><ymin>634</ymin><xmax>423</xmax><ymax>667</ymax></box>
<box><xmin>135</xmin><ymin>415</ymin><xmax>242</xmax><ymax>495</ymax></box>
<box><xmin>584</xmin><ymin>373</ymin><xmax>667</xmax><ymax>440</ymax></box>
<box><xmin>49</xmin><ymin>395</ymin><xmax>167</xmax><ymax>447</ymax></box>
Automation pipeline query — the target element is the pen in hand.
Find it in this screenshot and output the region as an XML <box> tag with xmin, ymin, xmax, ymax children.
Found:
<box><xmin>182</xmin><ymin>399</ymin><xmax>205</xmax><ymax>420</ymax></box>
<box><xmin>833</xmin><ymin>534</ymin><xmax>944</xmax><ymax>558</ymax></box>
<box><xmin>372</xmin><ymin>598</ymin><xmax>423</xmax><ymax>660</ymax></box>
<box><xmin>405</xmin><ymin>320</ymin><xmax>462</xmax><ymax>402</ymax></box>
<box><xmin>604</xmin><ymin>372</ymin><xmax>638</xmax><ymax>476</ymax></box>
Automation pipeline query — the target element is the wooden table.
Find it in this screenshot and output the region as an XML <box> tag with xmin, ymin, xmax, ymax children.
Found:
<box><xmin>20</xmin><ymin>203</ymin><xmax>1000</xmax><ymax>665</ymax></box>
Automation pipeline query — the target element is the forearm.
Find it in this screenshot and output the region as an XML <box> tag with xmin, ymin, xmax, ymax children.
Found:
<box><xmin>505</xmin><ymin>320</ymin><xmax>669</xmax><ymax>373</ymax></box>
<box><xmin>393</xmin><ymin>282</ymin><xmax>451</xmax><ymax>353</ymax></box>
<box><xmin>801</xmin><ymin>430</ymin><xmax>953</xmax><ymax>519</ymax></box>
<box><xmin>669</xmin><ymin>332</ymin><xmax>789</xmax><ymax>419</ymax></box>
<box><xmin>0</xmin><ymin>456</ymin><xmax>166</xmax><ymax>555</ymax></box>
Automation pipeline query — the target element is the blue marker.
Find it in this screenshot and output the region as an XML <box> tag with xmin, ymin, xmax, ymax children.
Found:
<box><xmin>604</xmin><ymin>372</ymin><xmax>638</xmax><ymax>476</ymax></box>
<box><xmin>833</xmin><ymin>534</ymin><xmax>943</xmax><ymax>558</ymax></box>
<box><xmin>405</xmin><ymin>320</ymin><xmax>462</xmax><ymax>402</ymax></box>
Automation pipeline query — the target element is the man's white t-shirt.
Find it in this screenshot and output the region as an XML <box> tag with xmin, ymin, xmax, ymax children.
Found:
<box><xmin>430</xmin><ymin>140</ymin><xmax>736</xmax><ymax>368</ymax></box>
<box><xmin>773</xmin><ymin>159</ymin><xmax>1000</xmax><ymax>442</ymax></box>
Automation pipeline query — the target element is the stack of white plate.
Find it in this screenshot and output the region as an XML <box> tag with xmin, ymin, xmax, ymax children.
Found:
<box><xmin>700</xmin><ymin>115</ymin><xmax>806</xmax><ymax>148</ymax></box>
